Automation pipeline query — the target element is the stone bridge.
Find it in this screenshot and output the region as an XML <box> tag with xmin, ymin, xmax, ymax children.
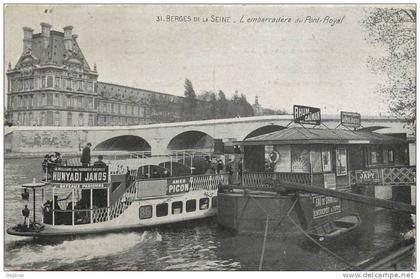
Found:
<box><xmin>4</xmin><ymin>115</ymin><xmax>413</xmax><ymax>156</ymax></box>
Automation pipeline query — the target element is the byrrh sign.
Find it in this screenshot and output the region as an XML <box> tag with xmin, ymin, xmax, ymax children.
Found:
<box><xmin>293</xmin><ymin>105</ymin><xmax>321</xmax><ymax>125</ymax></box>
<box><xmin>341</xmin><ymin>111</ymin><xmax>361</xmax><ymax>128</ymax></box>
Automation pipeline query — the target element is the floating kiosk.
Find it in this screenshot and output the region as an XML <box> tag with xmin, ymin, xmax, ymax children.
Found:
<box><xmin>217</xmin><ymin>106</ymin><xmax>415</xmax><ymax>239</ymax></box>
<box><xmin>8</xmin><ymin>155</ymin><xmax>228</xmax><ymax>237</ymax></box>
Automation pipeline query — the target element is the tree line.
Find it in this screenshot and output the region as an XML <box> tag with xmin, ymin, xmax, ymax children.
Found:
<box><xmin>182</xmin><ymin>78</ymin><xmax>285</xmax><ymax>121</ymax></box>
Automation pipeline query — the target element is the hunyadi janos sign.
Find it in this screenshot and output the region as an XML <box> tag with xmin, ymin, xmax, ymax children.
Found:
<box><xmin>51</xmin><ymin>166</ymin><xmax>109</xmax><ymax>184</ymax></box>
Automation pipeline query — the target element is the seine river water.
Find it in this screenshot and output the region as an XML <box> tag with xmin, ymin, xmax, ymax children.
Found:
<box><xmin>4</xmin><ymin>158</ymin><xmax>415</xmax><ymax>271</ymax></box>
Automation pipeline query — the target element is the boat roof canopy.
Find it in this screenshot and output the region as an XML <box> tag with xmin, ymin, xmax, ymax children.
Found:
<box><xmin>237</xmin><ymin>127</ymin><xmax>408</xmax><ymax>146</ymax></box>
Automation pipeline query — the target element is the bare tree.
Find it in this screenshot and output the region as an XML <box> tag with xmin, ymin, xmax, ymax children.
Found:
<box><xmin>362</xmin><ymin>7</ymin><xmax>416</xmax><ymax>129</ymax></box>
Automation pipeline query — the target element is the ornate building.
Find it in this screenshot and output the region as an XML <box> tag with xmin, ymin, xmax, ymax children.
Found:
<box><xmin>6</xmin><ymin>23</ymin><xmax>185</xmax><ymax>126</ymax></box>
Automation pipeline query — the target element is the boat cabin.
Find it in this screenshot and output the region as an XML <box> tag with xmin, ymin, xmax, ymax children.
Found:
<box><xmin>239</xmin><ymin>127</ymin><xmax>411</xmax><ymax>190</ymax></box>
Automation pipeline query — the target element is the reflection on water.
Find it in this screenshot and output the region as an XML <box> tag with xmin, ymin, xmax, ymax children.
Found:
<box><xmin>4</xmin><ymin>158</ymin><xmax>415</xmax><ymax>271</ymax></box>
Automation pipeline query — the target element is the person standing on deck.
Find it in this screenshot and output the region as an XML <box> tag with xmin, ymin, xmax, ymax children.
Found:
<box><xmin>80</xmin><ymin>143</ymin><xmax>92</xmax><ymax>166</ymax></box>
<box><xmin>22</xmin><ymin>205</ymin><xmax>30</xmax><ymax>227</ymax></box>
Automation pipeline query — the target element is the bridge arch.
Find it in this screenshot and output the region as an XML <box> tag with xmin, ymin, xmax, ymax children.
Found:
<box><xmin>243</xmin><ymin>125</ymin><xmax>286</xmax><ymax>140</ymax></box>
<box><xmin>167</xmin><ymin>130</ymin><xmax>214</xmax><ymax>151</ymax></box>
<box><xmin>93</xmin><ymin>135</ymin><xmax>151</xmax><ymax>151</ymax></box>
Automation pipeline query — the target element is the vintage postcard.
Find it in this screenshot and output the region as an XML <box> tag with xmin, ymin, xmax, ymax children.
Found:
<box><xmin>3</xmin><ymin>4</ymin><xmax>416</xmax><ymax>273</ymax></box>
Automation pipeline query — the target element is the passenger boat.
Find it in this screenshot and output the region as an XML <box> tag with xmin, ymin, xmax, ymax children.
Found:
<box><xmin>7</xmin><ymin>155</ymin><xmax>229</xmax><ymax>237</ymax></box>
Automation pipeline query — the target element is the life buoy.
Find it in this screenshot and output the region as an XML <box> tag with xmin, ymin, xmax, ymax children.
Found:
<box><xmin>269</xmin><ymin>150</ymin><xmax>280</xmax><ymax>163</ymax></box>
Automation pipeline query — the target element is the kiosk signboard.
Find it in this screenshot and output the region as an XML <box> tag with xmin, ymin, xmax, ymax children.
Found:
<box><xmin>341</xmin><ymin>111</ymin><xmax>361</xmax><ymax>128</ymax></box>
<box><xmin>312</xmin><ymin>194</ymin><xmax>341</xmax><ymax>219</ymax></box>
<box><xmin>293</xmin><ymin>105</ymin><xmax>321</xmax><ymax>125</ymax></box>
<box><xmin>355</xmin><ymin>169</ymin><xmax>380</xmax><ymax>184</ymax></box>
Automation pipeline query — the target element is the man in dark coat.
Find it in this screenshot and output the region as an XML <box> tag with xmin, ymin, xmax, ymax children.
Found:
<box><xmin>93</xmin><ymin>155</ymin><xmax>107</xmax><ymax>167</ymax></box>
<box><xmin>80</xmin><ymin>143</ymin><xmax>92</xmax><ymax>166</ymax></box>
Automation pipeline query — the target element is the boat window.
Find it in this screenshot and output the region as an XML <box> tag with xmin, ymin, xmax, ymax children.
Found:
<box><xmin>211</xmin><ymin>197</ymin><xmax>217</xmax><ymax>208</ymax></box>
<box><xmin>172</xmin><ymin>201</ymin><xmax>183</xmax><ymax>214</ymax></box>
<box><xmin>139</xmin><ymin>205</ymin><xmax>152</xmax><ymax>219</ymax></box>
<box><xmin>156</xmin><ymin>203</ymin><xmax>168</xmax><ymax>217</ymax></box>
<box><xmin>186</xmin><ymin>200</ymin><xmax>196</xmax><ymax>212</ymax></box>
<box><xmin>199</xmin><ymin>198</ymin><xmax>209</xmax><ymax>210</ymax></box>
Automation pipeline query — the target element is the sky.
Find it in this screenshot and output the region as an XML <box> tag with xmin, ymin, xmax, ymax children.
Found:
<box><xmin>4</xmin><ymin>4</ymin><xmax>397</xmax><ymax>115</ymax></box>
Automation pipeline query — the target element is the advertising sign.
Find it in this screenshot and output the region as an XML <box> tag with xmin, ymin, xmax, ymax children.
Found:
<box><xmin>293</xmin><ymin>105</ymin><xmax>321</xmax><ymax>125</ymax></box>
<box><xmin>167</xmin><ymin>177</ymin><xmax>191</xmax><ymax>195</ymax></box>
<box><xmin>355</xmin><ymin>169</ymin><xmax>380</xmax><ymax>184</ymax></box>
<box><xmin>341</xmin><ymin>111</ymin><xmax>361</xmax><ymax>128</ymax></box>
<box><xmin>52</xmin><ymin>166</ymin><xmax>109</xmax><ymax>184</ymax></box>
<box><xmin>312</xmin><ymin>194</ymin><xmax>341</xmax><ymax>219</ymax></box>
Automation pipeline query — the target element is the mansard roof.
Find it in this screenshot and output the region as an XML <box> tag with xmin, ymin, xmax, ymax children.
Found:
<box><xmin>14</xmin><ymin>29</ymin><xmax>93</xmax><ymax>72</ymax></box>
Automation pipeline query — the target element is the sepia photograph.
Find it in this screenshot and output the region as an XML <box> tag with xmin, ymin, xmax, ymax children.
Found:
<box><xmin>2</xmin><ymin>4</ymin><xmax>416</xmax><ymax>272</ymax></box>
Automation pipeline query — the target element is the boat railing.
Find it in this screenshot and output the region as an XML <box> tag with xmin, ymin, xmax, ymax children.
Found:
<box><xmin>48</xmin><ymin>173</ymin><xmax>228</xmax><ymax>225</ymax></box>
<box><xmin>242</xmin><ymin>172</ymin><xmax>312</xmax><ymax>188</ymax></box>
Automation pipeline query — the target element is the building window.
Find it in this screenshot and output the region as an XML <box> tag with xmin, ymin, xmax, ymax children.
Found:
<box><xmin>186</xmin><ymin>200</ymin><xmax>196</xmax><ymax>212</ymax></box>
<box><xmin>29</xmin><ymin>95</ymin><xmax>34</xmax><ymax>108</ymax></box>
<box><xmin>199</xmin><ymin>198</ymin><xmax>209</xmax><ymax>210</ymax></box>
<box><xmin>77</xmin><ymin>97</ymin><xmax>83</xmax><ymax>108</ymax></box>
<box><xmin>40</xmin><ymin>112</ymin><xmax>46</xmax><ymax>126</ymax></box>
<box><xmin>77</xmin><ymin>80</ymin><xmax>83</xmax><ymax>91</ymax></box>
<box><xmin>54</xmin><ymin>94</ymin><xmax>60</xmax><ymax>106</ymax></box>
<box><xmin>88</xmin><ymin>114</ymin><xmax>94</xmax><ymax>126</ymax></box>
<box><xmin>67</xmin><ymin>112</ymin><xmax>73</xmax><ymax>126</ymax></box>
<box><xmin>55</xmin><ymin>112</ymin><xmax>61</xmax><ymax>126</ymax></box>
<box><xmin>66</xmin><ymin>95</ymin><xmax>72</xmax><ymax>107</ymax></box>
<box><xmin>139</xmin><ymin>205</ymin><xmax>153</xmax><ymax>220</ymax></box>
<box><xmin>47</xmin><ymin>111</ymin><xmax>54</xmax><ymax>126</ymax></box>
<box><xmin>88</xmin><ymin>98</ymin><xmax>94</xmax><ymax>110</ymax></box>
<box><xmin>23</xmin><ymin>95</ymin><xmax>28</xmax><ymax>108</ymax></box>
<box><xmin>66</xmin><ymin>78</ymin><xmax>72</xmax><ymax>90</ymax></box>
<box><xmin>172</xmin><ymin>201</ymin><xmax>183</xmax><ymax>214</ymax></box>
<box><xmin>71</xmin><ymin>97</ymin><xmax>77</xmax><ymax>107</ymax></box>
<box><xmin>79</xmin><ymin>113</ymin><xmax>84</xmax><ymax>126</ymax></box>
<box><xmin>156</xmin><ymin>203</ymin><xmax>168</xmax><ymax>217</ymax></box>
<box><xmin>47</xmin><ymin>76</ymin><xmax>53</xmax><ymax>88</ymax></box>
<box><xmin>47</xmin><ymin>93</ymin><xmax>53</xmax><ymax>106</ymax></box>
<box><xmin>98</xmin><ymin>116</ymin><xmax>104</xmax><ymax>126</ymax></box>
<box><xmin>55</xmin><ymin>77</ymin><xmax>61</xmax><ymax>89</ymax></box>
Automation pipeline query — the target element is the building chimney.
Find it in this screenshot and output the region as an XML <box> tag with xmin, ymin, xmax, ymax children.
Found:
<box><xmin>40</xmin><ymin>22</ymin><xmax>51</xmax><ymax>48</ymax></box>
<box><xmin>22</xmin><ymin>26</ymin><xmax>33</xmax><ymax>52</ymax></box>
<box><xmin>40</xmin><ymin>22</ymin><xmax>51</xmax><ymax>36</ymax></box>
<box><xmin>63</xmin><ymin>25</ymin><xmax>73</xmax><ymax>51</ymax></box>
